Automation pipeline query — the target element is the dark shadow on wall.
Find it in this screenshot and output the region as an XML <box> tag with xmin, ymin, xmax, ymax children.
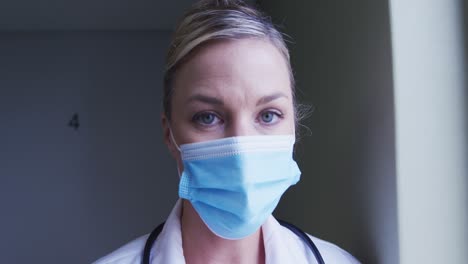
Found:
<box><xmin>0</xmin><ymin>31</ymin><xmax>178</xmax><ymax>264</ymax></box>
<box><xmin>461</xmin><ymin>0</ymin><xmax>468</xmax><ymax>243</ymax></box>
<box><xmin>257</xmin><ymin>0</ymin><xmax>399</xmax><ymax>263</ymax></box>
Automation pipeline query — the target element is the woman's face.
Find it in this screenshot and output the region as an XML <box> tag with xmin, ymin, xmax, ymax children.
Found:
<box><xmin>163</xmin><ymin>38</ymin><xmax>295</xmax><ymax>163</ymax></box>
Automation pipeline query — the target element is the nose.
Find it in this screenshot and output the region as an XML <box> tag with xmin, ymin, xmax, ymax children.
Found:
<box><xmin>226</xmin><ymin>115</ymin><xmax>258</xmax><ymax>137</ymax></box>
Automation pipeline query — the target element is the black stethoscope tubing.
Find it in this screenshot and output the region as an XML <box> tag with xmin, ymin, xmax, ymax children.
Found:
<box><xmin>142</xmin><ymin>219</ymin><xmax>325</xmax><ymax>264</ymax></box>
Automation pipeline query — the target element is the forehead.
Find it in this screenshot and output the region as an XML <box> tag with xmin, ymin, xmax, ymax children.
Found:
<box><xmin>171</xmin><ymin>38</ymin><xmax>292</xmax><ymax>103</ymax></box>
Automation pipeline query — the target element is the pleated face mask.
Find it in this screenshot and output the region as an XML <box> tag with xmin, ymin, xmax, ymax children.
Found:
<box><xmin>174</xmin><ymin>135</ymin><xmax>301</xmax><ymax>240</ymax></box>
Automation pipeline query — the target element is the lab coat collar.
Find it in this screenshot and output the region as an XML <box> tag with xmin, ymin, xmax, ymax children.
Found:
<box><xmin>151</xmin><ymin>199</ymin><xmax>185</xmax><ymax>263</ymax></box>
<box><xmin>150</xmin><ymin>199</ymin><xmax>310</xmax><ymax>264</ymax></box>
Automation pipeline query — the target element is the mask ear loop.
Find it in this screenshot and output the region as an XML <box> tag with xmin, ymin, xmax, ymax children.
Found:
<box><xmin>168</xmin><ymin>127</ymin><xmax>182</xmax><ymax>177</ymax></box>
<box><xmin>169</xmin><ymin>129</ymin><xmax>181</xmax><ymax>152</ymax></box>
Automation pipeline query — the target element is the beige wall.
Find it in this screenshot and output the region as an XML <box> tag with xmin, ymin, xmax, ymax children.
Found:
<box><xmin>390</xmin><ymin>0</ymin><xmax>468</xmax><ymax>263</ymax></box>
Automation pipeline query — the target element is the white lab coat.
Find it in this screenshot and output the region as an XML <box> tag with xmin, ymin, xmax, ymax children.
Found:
<box><xmin>93</xmin><ymin>200</ymin><xmax>360</xmax><ymax>264</ymax></box>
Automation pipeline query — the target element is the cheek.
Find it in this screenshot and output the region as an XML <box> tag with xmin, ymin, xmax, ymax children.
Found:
<box><xmin>283</xmin><ymin>103</ymin><xmax>296</xmax><ymax>127</ymax></box>
<box><xmin>283</xmin><ymin>116</ymin><xmax>296</xmax><ymax>134</ymax></box>
<box><xmin>284</xmin><ymin>106</ymin><xmax>297</xmax><ymax>135</ymax></box>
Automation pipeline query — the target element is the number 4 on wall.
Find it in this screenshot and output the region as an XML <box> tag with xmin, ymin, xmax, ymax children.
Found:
<box><xmin>68</xmin><ymin>113</ymin><xmax>80</xmax><ymax>131</ymax></box>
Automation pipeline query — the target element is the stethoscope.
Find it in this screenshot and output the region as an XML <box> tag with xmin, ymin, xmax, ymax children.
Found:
<box><xmin>142</xmin><ymin>219</ymin><xmax>325</xmax><ymax>264</ymax></box>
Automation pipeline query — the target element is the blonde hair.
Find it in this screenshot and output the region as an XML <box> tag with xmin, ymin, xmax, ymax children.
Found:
<box><xmin>163</xmin><ymin>0</ymin><xmax>297</xmax><ymax>122</ymax></box>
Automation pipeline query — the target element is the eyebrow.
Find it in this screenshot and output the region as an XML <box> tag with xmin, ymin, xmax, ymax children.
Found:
<box><xmin>187</xmin><ymin>94</ymin><xmax>224</xmax><ymax>105</ymax></box>
<box><xmin>256</xmin><ymin>92</ymin><xmax>289</xmax><ymax>106</ymax></box>
<box><xmin>186</xmin><ymin>92</ymin><xmax>288</xmax><ymax>106</ymax></box>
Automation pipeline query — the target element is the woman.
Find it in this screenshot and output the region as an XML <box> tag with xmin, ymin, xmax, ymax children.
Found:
<box><xmin>94</xmin><ymin>0</ymin><xmax>360</xmax><ymax>263</ymax></box>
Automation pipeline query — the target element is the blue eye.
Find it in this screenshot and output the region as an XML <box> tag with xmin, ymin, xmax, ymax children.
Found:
<box><xmin>193</xmin><ymin>112</ymin><xmax>219</xmax><ymax>126</ymax></box>
<box><xmin>261</xmin><ymin>112</ymin><xmax>274</xmax><ymax>123</ymax></box>
<box><xmin>259</xmin><ymin>110</ymin><xmax>282</xmax><ymax>124</ymax></box>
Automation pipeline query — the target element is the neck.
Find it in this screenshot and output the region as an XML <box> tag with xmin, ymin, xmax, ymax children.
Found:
<box><xmin>181</xmin><ymin>200</ymin><xmax>265</xmax><ymax>264</ymax></box>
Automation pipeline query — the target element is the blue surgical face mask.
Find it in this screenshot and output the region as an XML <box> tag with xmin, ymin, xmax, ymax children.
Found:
<box><xmin>172</xmin><ymin>134</ymin><xmax>301</xmax><ymax>240</ymax></box>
